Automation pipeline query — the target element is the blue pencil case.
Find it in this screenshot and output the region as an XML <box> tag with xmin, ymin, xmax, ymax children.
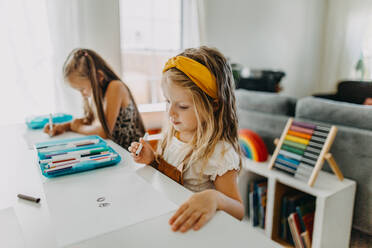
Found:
<box><xmin>35</xmin><ymin>135</ymin><xmax>121</xmax><ymax>178</ymax></box>
<box><xmin>26</xmin><ymin>113</ymin><xmax>73</xmax><ymax>129</ymax></box>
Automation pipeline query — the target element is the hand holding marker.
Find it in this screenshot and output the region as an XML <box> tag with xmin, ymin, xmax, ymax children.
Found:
<box><xmin>136</xmin><ymin>132</ymin><xmax>149</xmax><ymax>156</ymax></box>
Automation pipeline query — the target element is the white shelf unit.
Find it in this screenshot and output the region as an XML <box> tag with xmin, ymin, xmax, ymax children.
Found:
<box><xmin>238</xmin><ymin>158</ymin><xmax>356</xmax><ymax>248</ymax></box>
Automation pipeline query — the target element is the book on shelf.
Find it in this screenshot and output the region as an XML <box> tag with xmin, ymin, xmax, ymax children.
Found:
<box><xmin>288</xmin><ymin>212</ymin><xmax>304</xmax><ymax>248</ymax></box>
<box><xmin>257</xmin><ymin>181</ymin><xmax>267</xmax><ymax>228</ymax></box>
<box><xmin>300</xmin><ymin>230</ymin><xmax>312</xmax><ymax>248</ymax></box>
<box><xmin>280</xmin><ymin>195</ymin><xmax>288</xmax><ymax>240</ymax></box>
<box><xmin>296</xmin><ymin>200</ymin><xmax>315</xmax><ymax>238</ymax></box>
<box><xmin>279</xmin><ymin>191</ymin><xmax>315</xmax><ymax>245</ymax></box>
<box><xmin>247</xmin><ymin>179</ymin><xmax>267</xmax><ymax>229</ymax></box>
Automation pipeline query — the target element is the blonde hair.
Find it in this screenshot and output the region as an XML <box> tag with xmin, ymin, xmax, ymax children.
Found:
<box><xmin>63</xmin><ymin>48</ymin><xmax>145</xmax><ymax>138</ymax></box>
<box><xmin>158</xmin><ymin>46</ymin><xmax>242</xmax><ymax>174</ymax></box>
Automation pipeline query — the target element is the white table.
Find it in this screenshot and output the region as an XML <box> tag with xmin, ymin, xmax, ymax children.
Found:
<box><xmin>0</xmin><ymin>124</ymin><xmax>280</xmax><ymax>248</ymax></box>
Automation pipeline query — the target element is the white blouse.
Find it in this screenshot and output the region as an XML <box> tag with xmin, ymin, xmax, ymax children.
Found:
<box><xmin>162</xmin><ymin>136</ymin><xmax>241</xmax><ymax>192</ymax></box>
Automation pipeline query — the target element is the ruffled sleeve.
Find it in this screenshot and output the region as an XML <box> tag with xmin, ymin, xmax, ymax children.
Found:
<box><xmin>203</xmin><ymin>142</ymin><xmax>241</xmax><ymax>181</ymax></box>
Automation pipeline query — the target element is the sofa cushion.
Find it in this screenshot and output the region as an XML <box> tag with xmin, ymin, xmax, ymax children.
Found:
<box><xmin>296</xmin><ymin>97</ymin><xmax>372</xmax><ymax>131</ymax></box>
<box><xmin>235</xmin><ymin>89</ymin><xmax>296</xmax><ymax>116</ymax></box>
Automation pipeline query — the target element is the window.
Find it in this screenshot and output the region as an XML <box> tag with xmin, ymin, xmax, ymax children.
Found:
<box><xmin>119</xmin><ymin>0</ymin><xmax>182</xmax><ymax>108</ymax></box>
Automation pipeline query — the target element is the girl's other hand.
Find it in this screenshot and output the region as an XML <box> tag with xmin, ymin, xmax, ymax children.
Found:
<box><xmin>128</xmin><ymin>138</ymin><xmax>155</xmax><ymax>164</ymax></box>
<box><xmin>43</xmin><ymin>123</ymin><xmax>69</xmax><ymax>136</ymax></box>
<box><xmin>169</xmin><ymin>189</ymin><xmax>218</xmax><ymax>232</ymax></box>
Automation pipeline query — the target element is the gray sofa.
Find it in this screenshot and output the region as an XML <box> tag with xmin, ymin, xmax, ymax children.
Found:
<box><xmin>236</xmin><ymin>89</ymin><xmax>372</xmax><ymax>235</ymax></box>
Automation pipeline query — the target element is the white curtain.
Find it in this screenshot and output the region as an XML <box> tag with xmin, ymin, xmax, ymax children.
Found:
<box><xmin>46</xmin><ymin>0</ymin><xmax>84</xmax><ymax>118</ymax></box>
<box><xmin>318</xmin><ymin>0</ymin><xmax>372</xmax><ymax>92</ymax></box>
<box><xmin>0</xmin><ymin>0</ymin><xmax>55</xmax><ymax>125</ymax></box>
<box><xmin>0</xmin><ymin>0</ymin><xmax>121</xmax><ymax>126</ymax></box>
<box><xmin>182</xmin><ymin>0</ymin><xmax>206</xmax><ymax>48</ymax></box>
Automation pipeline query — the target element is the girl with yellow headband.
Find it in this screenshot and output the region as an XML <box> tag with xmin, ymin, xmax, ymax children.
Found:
<box><xmin>129</xmin><ymin>46</ymin><xmax>244</xmax><ymax>232</ymax></box>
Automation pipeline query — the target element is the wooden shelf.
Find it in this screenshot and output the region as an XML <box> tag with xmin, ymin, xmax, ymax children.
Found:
<box><xmin>238</xmin><ymin>158</ymin><xmax>356</xmax><ymax>248</ymax></box>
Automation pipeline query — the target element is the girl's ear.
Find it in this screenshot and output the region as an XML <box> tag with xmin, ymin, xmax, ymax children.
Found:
<box><xmin>97</xmin><ymin>70</ymin><xmax>105</xmax><ymax>83</ymax></box>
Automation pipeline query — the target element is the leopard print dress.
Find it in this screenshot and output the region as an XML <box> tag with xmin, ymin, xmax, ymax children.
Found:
<box><xmin>111</xmin><ymin>102</ymin><xmax>145</xmax><ymax>150</ymax></box>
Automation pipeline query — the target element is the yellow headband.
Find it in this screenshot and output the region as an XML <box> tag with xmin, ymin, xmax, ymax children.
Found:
<box><xmin>163</xmin><ymin>56</ymin><xmax>217</xmax><ymax>99</ymax></box>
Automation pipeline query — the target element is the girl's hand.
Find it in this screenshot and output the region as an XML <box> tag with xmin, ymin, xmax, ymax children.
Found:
<box><xmin>169</xmin><ymin>189</ymin><xmax>218</xmax><ymax>232</ymax></box>
<box><xmin>70</xmin><ymin>118</ymin><xmax>84</xmax><ymax>132</ymax></box>
<box><xmin>128</xmin><ymin>138</ymin><xmax>155</xmax><ymax>164</ymax></box>
<box><xmin>43</xmin><ymin>123</ymin><xmax>70</xmax><ymax>136</ymax></box>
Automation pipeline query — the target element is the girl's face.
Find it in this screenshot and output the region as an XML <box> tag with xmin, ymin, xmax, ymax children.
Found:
<box><xmin>68</xmin><ymin>73</ymin><xmax>92</xmax><ymax>98</ymax></box>
<box><xmin>162</xmin><ymin>78</ymin><xmax>198</xmax><ymax>140</ymax></box>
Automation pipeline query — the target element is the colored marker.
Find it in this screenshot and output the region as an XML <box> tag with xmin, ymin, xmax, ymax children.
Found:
<box><xmin>40</xmin><ymin>147</ymin><xmax>109</xmax><ymax>163</ymax></box>
<box><xmin>17</xmin><ymin>194</ymin><xmax>40</xmax><ymax>203</ymax></box>
<box><xmin>45</xmin><ymin>152</ymin><xmax>112</xmax><ymax>169</ymax></box>
<box><xmin>44</xmin><ymin>154</ymin><xmax>118</xmax><ymax>173</ymax></box>
<box><xmin>37</xmin><ymin>139</ymin><xmax>100</xmax><ymax>152</ymax></box>
<box><xmin>136</xmin><ymin>133</ymin><xmax>149</xmax><ymax>156</ymax></box>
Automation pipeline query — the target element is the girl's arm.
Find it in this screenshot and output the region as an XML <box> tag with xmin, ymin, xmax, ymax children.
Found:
<box><xmin>214</xmin><ymin>170</ymin><xmax>244</xmax><ymax>220</ymax></box>
<box><xmin>71</xmin><ymin>119</ymin><xmax>107</xmax><ymax>138</ymax></box>
<box><xmin>71</xmin><ymin>80</ymin><xmax>128</xmax><ymax>138</ymax></box>
<box><xmin>169</xmin><ymin>170</ymin><xmax>244</xmax><ymax>232</ymax></box>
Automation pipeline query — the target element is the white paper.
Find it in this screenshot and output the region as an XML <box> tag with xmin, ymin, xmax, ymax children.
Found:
<box><xmin>0</xmin><ymin>207</ymin><xmax>26</xmax><ymax>248</ymax></box>
<box><xmin>22</xmin><ymin>129</ymin><xmax>51</xmax><ymax>149</ymax></box>
<box><xmin>21</xmin><ymin>129</ymin><xmax>80</xmax><ymax>149</ymax></box>
<box><xmin>44</xmin><ymin>170</ymin><xmax>178</xmax><ymax>247</ymax></box>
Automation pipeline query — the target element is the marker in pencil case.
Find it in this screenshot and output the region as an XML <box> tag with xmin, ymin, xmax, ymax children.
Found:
<box><xmin>38</xmin><ymin>139</ymin><xmax>100</xmax><ymax>152</ymax></box>
<box><xmin>43</xmin><ymin>145</ymin><xmax>106</xmax><ymax>158</ymax></box>
<box><xmin>45</xmin><ymin>152</ymin><xmax>111</xmax><ymax>169</ymax></box>
<box><xmin>40</xmin><ymin>147</ymin><xmax>109</xmax><ymax>163</ymax></box>
<box><xmin>44</xmin><ymin>154</ymin><xmax>118</xmax><ymax>174</ymax></box>
<box><xmin>43</xmin><ymin>150</ymin><xmax>109</xmax><ymax>165</ymax></box>
<box><xmin>45</xmin><ymin>153</ymin><xmax>117</xmax><ymax>172</ymax></box>
<box><xmin>38</xmin><ymin>140</ymin><xmax>101</xmax><ymax>154</ymax></box>
<box><xmin>37</xmin><ymin>138</ymin><xmax>100</xmax><ymax>151</ymax></box>
<box><xmin>45</xmin><ymin>152</ymin><xmax>113</xmax><ymax>169</ymax></box>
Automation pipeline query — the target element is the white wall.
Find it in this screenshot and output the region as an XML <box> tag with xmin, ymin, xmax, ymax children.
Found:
<box><xmin>203</xmin><ymin>0</ymin><xmax>327</xmax><ymax>97</ymax></box>
<box><xmin>79</xmin><ymin>0</ymin><xmax>122</xmax><ymax>75</ymax></box>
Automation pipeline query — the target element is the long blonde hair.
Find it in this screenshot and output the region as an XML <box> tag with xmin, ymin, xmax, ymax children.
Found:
<box><xmin>63</xmin><ymin>48</ymin><xmax>145</xmax><ymax>138</ymax></box>
<box><xmin>158</xmin><ymin>46</ymin><xmax>242</xmax><ymax>173</ymax></box>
